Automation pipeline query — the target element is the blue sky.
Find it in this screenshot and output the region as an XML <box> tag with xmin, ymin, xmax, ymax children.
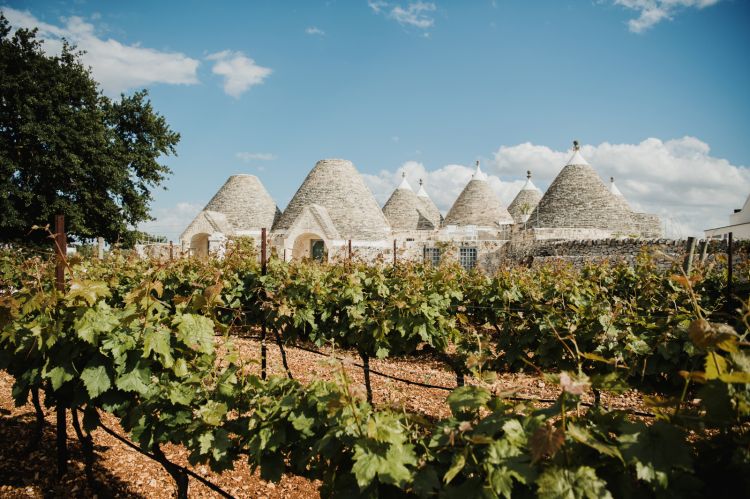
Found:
<box><xmin>3</xmin><ymin>0</ymin><xmax>750</xmax><ymax>239</ymax></box>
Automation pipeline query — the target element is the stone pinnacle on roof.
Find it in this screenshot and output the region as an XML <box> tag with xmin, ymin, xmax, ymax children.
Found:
<box><xmin>529</xmin><ymin>141</ymin><xmax>637</xmax><ymax>232</ymax></box>
<box><xmin>203</xmin><ymin>174</ymin><xmax>280</xmax><ymax>232</ymax></box>
<box><xmin>609</xmin><ymin>177</ymin><xmax>624</xmax><ymax>197</ymax></box>
<box><xmin>472</xmin><ymin>160</ymin><xmax>489</xmax><ymax>181</ymax></box>
<box><xmin>508</xmin><ymin>170</ymin><xmax>543</xmax><ymax>224</ymax></box>
<box><xmin>567</xmin><ymin>140</ymin><xmax>589</xmax><ymax>166</ymax></box>
<box><xmin>444</xmin><ymin>160</ymin><xmax>514</xmax><ymax>227</ymax></box>
<box><xmin>383</xmin><ymin>173</ymin><xmax>433</xmax><ymax>230</ymax></box>
<box><xmin>416</xmin><ymin>178</ymin><xmax>442</xmax><ymax>228</ymax></box>
<box><xmin>273</xmin><ymin>158</ymin><xmax>391</xmax><ymax>240</ymax></box>
<box><xmin>397</xmin><ymin>171</ymin><xmax>413</xmax><ymax>191</ymax></box>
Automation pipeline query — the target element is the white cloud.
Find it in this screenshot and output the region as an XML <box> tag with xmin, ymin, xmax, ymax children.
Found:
<box><xmin>613</xmin><ymin>0</ymin><xmax>720</xmax><ymax>33</ymax></box>
<box><xmin>305</xmin><ymin>26</ymin><xmax>326</xmax><ymax>36</ymax></box>
<box><xmin>368</xmin><ymin>1</ymin><xmax>437</xmax><ymax>30</ymax></box>
<box><xmin>235</xmin><ymin>152</ymin><xmax>277</xmax><ymax>162</ymax></box>
<box><xmin>363</xmin><ymin>160</ymin><xmax>524</xmax><ymax>215</ymax></box>
<box><xmin>362</xmin><ymin>137</ymin><xmax>749</xmax><ymax>238</ymax></box>
<box><xmin>489</xmin><ymin>137</ymin><xmax>750</xmax><ymax>237</ymax></box>
<box><xmin>206</xmin><ymin>50</ymin><xmax>272</xmax><ymax>98</ymax></box>
<box><xmin>2</xmin><ymin>7</ymin><xmax>200</xmax><ymax>95</ymax></box>
<box><xmin>137</xmin><ymin>202</ymin><xmax>203</xmax><ymax>243</ymax></box>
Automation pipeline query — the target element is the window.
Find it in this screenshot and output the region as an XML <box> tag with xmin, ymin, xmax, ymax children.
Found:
<box><xmin>424</xmin><ymin>247</ymin><xmax>441</xmax><ymax>266</ymax></box>
<box><xmin>459</xmin><ymin>247</ymin><xmax>477</xmax><ymax>270</ymax></box>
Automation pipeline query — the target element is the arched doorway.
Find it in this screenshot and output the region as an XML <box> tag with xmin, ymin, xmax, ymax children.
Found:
<box><xmin>291</xmin><ymin>233</ymin><xmax>326</xmax><ymax>261</ymax></box>
<box><xmin>190</xmin><ymin>233</ymin><xmax>210</xmax><ymax>259</ymax></box>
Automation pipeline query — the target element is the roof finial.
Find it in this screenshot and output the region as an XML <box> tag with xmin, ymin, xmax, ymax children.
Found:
<box><xmin>573</xmin><ymin>140</ymin><xmax>580</xmax><ymax>151</ymax></box>
<box><xmin>527</xmin><ymin>170</ymin><xmax>532</xmax><ymax>180</ymax></box>
<box><xmin>419</xmin><ymin>178</ymin><xmax>423</xmax><ymax>186</ymax></box>
<box><xmin>476</xmin><ymin>160</ymin><xmax>480</xmax><ymax>167</ymax></box>
<box><xmin>402</xmin><ymin>171</ymin><xmax>406</xmax><ymax>178</ymax></box>
<box><xmin>610</xmin><ymin>176</ymin><xmax>614</xmax><ymax>183</ymax></box>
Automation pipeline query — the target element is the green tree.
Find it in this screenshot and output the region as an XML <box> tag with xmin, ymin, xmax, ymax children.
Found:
<box><xmin>0</xmin><ymin>14</ymin><xmax>180</xmax><ymax>244</ymax></box>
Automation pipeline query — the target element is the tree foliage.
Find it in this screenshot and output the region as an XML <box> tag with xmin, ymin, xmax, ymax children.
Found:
<box><xmin>0</xmin><ymin>14</ymin><xmax>179</xmax><ymax>244</ymax></box>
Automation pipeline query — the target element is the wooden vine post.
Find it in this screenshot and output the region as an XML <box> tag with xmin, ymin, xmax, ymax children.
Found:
<box><xmin>54</xmin><ymin>215</ymin><xmax>68</xmax><ymax>477</ymax></box>
<box><xmin>261</xmin><ymin>228</ymin><xmax>267</xmax><ymax>380</ymax></box>
<box><xmin>683</xmin><ymin>236</ymin><xmax>696</xmax><ymax>274</ymax></box>
<box><xmin>727</xmin><ymin>232</ymin><xmax>734</xmax><ymax>314</ymax></box>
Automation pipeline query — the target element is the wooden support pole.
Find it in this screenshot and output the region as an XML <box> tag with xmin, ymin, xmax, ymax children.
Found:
<box><xmin>54</xmin><ymin>215</ymin><xmax>68</xmax><ymax>477</ymax></box>
<box><xmin>361</xmin><ymin>353</ymin><xmax>373</xmax><ymax>404</ymax></box>
<box><xmin>261</xmin><ymin>228</ymin><xmax>267</xmax><ymax>380</ymax></box>
<box><xmin>727</xmin><ymin>232</ymin><xmax>734</xmax><ymax>314</ymax></box>
<box><xmin>393</xmin><ymin>239</ymin><xmax>397</xmax><ymax>266</ymax></box>
<box><xmin>699</xmin><ymin>239</ymin><xmax>709</xmax><ymax>264</ymax></box>
<box><xmin>683</xmin><ymin>236</ymin><xmax>696</xmax><ymax>274</ymax></box>
<box><xmin>348</xmin><ymin>239</ymin><xmax>352</xmax><ymax>261</ymax></box>
<box><xmin>169</xmin><ymin>240</ymin><xmax>174</xmax><ymax>261</ymax></box>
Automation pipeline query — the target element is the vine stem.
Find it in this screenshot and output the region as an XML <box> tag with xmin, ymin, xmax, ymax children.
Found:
<box><xmin>274</xmin><ymin>327</ymin><xmax>293</xmax><ymax>379</ymax></box>
<box><xmin>56</xmin><ymin>405</ymin><xmax>68</xmax><ymax>477</ymax></box>
<box><xmin>71</xmin><ymin>407</ymin><xmax>96</xmax><ymax>489</ymax></box>
<box><xmin>152</xmin><ymin>443</ymin><xmax>189</xmax><ymax>499</ymax></box>
<box><xmin>24</xmin><ymin>387</ymin><xmax>45</xmax><ymax>454</ymax></box>
<box><xmin>361</xmin><ymin>352</ymin><xmax>373</xmax><ymax>404</ymax></box>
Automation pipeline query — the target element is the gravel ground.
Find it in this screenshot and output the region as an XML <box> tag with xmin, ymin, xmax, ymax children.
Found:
<box><xmin>0</xmin><ymin>337</ymin><xmax>648</xmax><ymax>498</ymax></box>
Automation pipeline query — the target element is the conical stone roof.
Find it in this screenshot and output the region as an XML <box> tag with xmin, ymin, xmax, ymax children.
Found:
<box><xmin>274</xmin><ymin>159</ymin><xmax>391</xmax><ymax>240</ymax></box>
<box><xmin>203</xmin><ymin>174</ymin><xmax>280</xmax><ymax>231</ymax></box>
<box><xmin>444</xmin><ymin>162</ymin><xmax>514</xmax><ymax>227</ymax></box>
<box><xmin>529</xmin><ymin>143</ymin><xmax>635</xmax><ymax>232</ymax></box>
<box><xmin>416</xmin><ymin>179</ymin><xmax>442</xmax><ymax>228</ymax></box>
<box><xmin>508</xmin><ymin>170</ymin><xmax>543</xmax><ymax>223</ymax></box>
<box><xmin>609</xmin><ymin>177</ymin><xmax>631</xmax><ymax>211</ymax></box>
<box><xmin>383</xmin><ymin>174</ymin><xmax>435</xmax><ymax>230</ymax></box>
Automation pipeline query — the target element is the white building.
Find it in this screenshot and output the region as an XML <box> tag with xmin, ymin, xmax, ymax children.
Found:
<box><xmin>705</xmin><ymin>193</ymin><xmax>750</xmax><ymax>240</ymax></box>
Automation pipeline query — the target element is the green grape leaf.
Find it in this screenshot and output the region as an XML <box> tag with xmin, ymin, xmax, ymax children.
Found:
<box><xmin>567</xmin><ymin>423</ymin><xmax>623</xmax><ymax>462</ymax></box>
<box><xmin>74</xmin><ymin>301</ymin><xmax>119</xmax><ymax>345</ymax></box>
<box><xmin>143</xmin><ymin>327</ymin><xmax>174</xmax><ymax>368</ymax></box>
<box><xmin>536</xmin><ymin>466</ymin><xmax>612</xmax><ymax>499</ymax></box>
<box><xmin>705</xmin><ymin>352</ymin><xmax>728</xmax><ymax>380</ymax></box>
<box><xmin>80</xmin><ymin>363</ymin><xmax>111</xmax><ymax>399</ymax></box>
<box><xmin>198</xmin><ymin>400</ymin><xmax>228</xmax><ymax>426</ymax></box>
<box><xmin>175</xmin><ymin>314</ymin><xmax>215</xmax><ymax>354</ymax></box>
<box><xmin>46</xmin><ymin>365</ymin><xmax>74</xmax><ymax>391</ymax></box>
<box><xmin>443</xmin><ymin>449</ymin><xmax>466</xmax><ymax>485</ymax></box>
<box><xmin>68</xmin><ymin>280</ymin><xmax>111</xmax><ymax>306</ymax></box>
<box><xmin>115</xmin><ymin>363</ymin><xmax>151</xmax><ymax>394</ymax></box>
<box><xmin>447</xmin><ymin>385</ymin><xmax>491</xmax><ymax>417</ymax></box>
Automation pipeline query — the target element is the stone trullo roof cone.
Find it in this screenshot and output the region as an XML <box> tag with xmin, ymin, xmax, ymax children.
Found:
<box><xmin>416</xmin><ymin>179</ymin><xmax>443</xmax><ymax>228</ymax></box>
<box><xmin>203</xmin><ymin>174</ymin><xmax>281</xmax><ymax>231</ymax></box>
<box><xmin>508</xmin><ymin>170</ymin><xmax>543</xmax><ymax>224</ymax></box>
<box><xmin>181</xmin><ymin>174</ymin><xmax>280</xmax><ymax>243</ymax></box>
<box><xmin>382</xmin><ymin>173</ymin><xmax>435</xmax><ymax>230</ymax></box>
<box><xmin>444</xmin><ymin>161</ymin><xmax>514</xmax><ymax>227</ymax></box>
<box><xmin>274</xmin><ymin>158</ymin><xmax>391</xmax><ymax>240</ymax></box>
<box><xmin>528</xmin><ymin>141</ymin><xmax>635</xmax><ymax>232</ymax></box>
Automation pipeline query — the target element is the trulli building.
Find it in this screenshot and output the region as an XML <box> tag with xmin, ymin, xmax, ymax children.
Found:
<box><xmin>179</xmin><ymin>141</ymin><xmax>663</xmax><ymax>267</ymax></box>
<box><xmin>443</xmin><ymin>161</ymin><xmax>514</xmax><ymax>237</ymax></box>
<box><xmin>271</xmin><ymin>159</ymin><xmax>392</xmax><ymax>260</ymax></box>
<box><xmin>508</xmin><ymin>171</ymin><xmax>542</xmax><ymax>225</ymax></box>
<box><xmin>180</xmin><ymin>174</ymin><xmax>280</xmax><ymax>257</ymax></box>
<box><xmin>528</xmin><ymin>142</ymin><xmax>661</xmax><ymax>239</ymax></box>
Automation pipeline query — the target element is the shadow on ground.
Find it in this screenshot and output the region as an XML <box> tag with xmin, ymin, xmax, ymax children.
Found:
<box><xmin>0</xmin><ymin>409</ymin><xmax>147</xmax><ymax>498</ymax></box>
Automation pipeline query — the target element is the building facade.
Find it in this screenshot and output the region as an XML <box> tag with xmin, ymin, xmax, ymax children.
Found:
<box><xmin>180</xmin><ymin>141</ymin><xmax>663</xmax><ymax>269</ymax></box>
